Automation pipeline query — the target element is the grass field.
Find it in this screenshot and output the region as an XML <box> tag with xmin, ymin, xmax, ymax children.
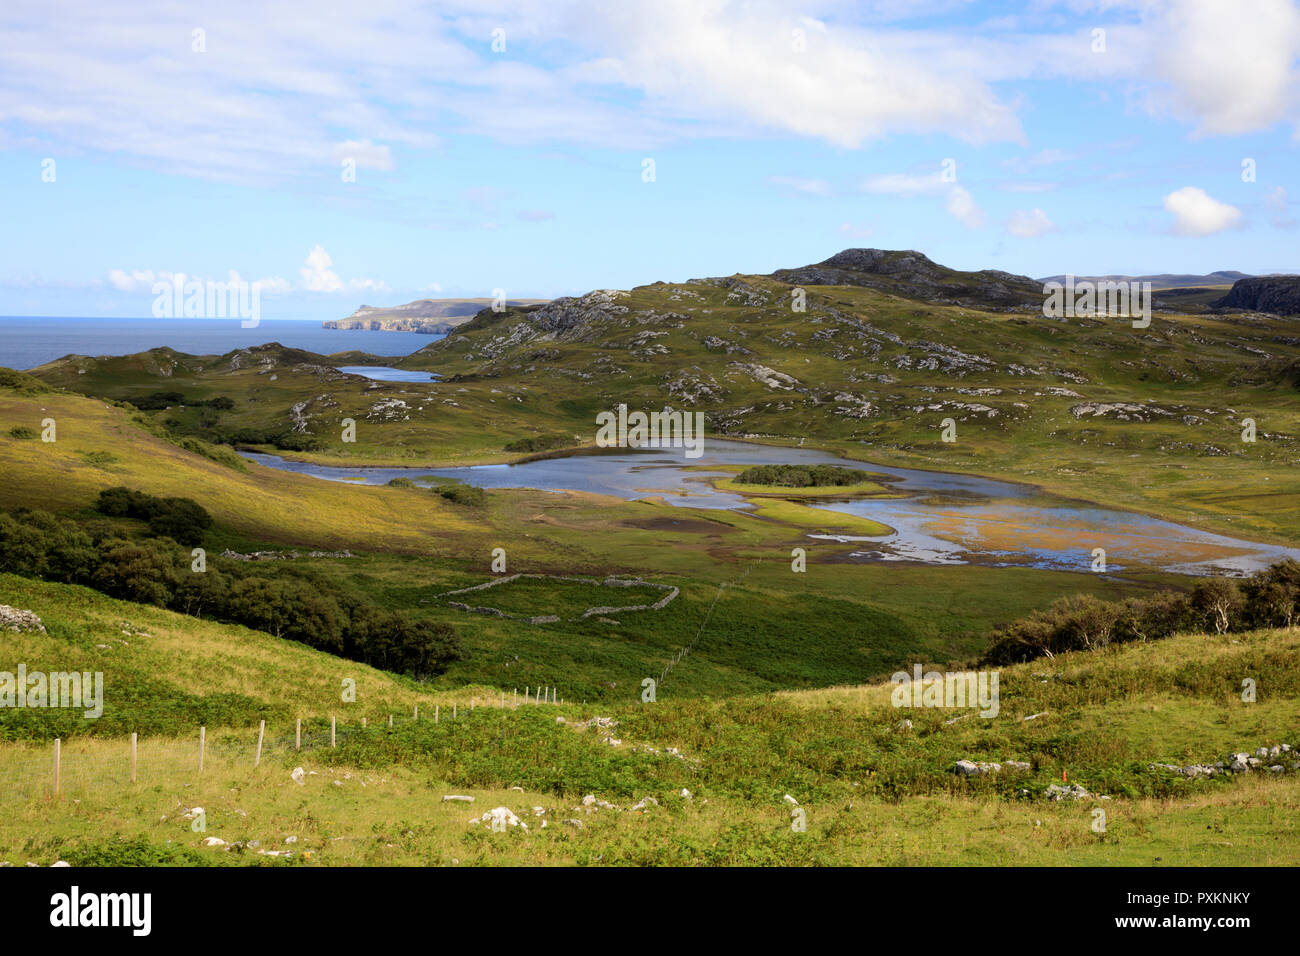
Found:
<box><xmin>3</xmin><ymin>584</ymin><xmax>1296</xmax><ymax>865</ymax></box>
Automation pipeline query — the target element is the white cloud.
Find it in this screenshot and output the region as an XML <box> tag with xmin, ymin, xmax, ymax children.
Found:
<box><xmin>768</xmin><ymin>175</ymin><xmax>832</xmax><ymax>196</ymax></box>
<box><xmin>1150</xmin><ymin>0</ymin><xmax>1300</xmax><ymax>137</ymax></box>
<box><xmin>863</xmin><ymin>168</ymin><xmax>982</xmax><ymax>228</ymax></box>
<box><xmin>333</xmin><ymin>139</ymin><xmax>394</xmax><ymax>171</ymax></box>
<box><xmin>518</xmin><ymin>209</ymin><xmax>556</xmax><ymax>221</ymax></box>
<box><xmin>1163</xmin><ymin>186</ymin><xmax>1243</xmax><ymax>236</ymax></box>
<box><xmin>839</xmin><ymin>222</ymin><xmax>872</xmax><ymax>239</ymax></box>
<box><xmin>1007</xmin><ymin>207</ymin><xmax>1054</xmax><ymax>238</ymax></box>
<box><xmin>861</xmin><ymin>171</ymin><xmax>948</xmax><ymax>197</ymax></box>
<box><xmin>4</xmin><ymin>0</ymin><xmax>1296</xmax><ymax>191</ymax></box>
<box><xmin>252</xmin><ymin>275</ymin><xmax>293</xmax><ymax>295</ymax></box>
<box><xmin>300</xmin><ymin>245</ymin><xmax>343</xmax><ymax>292</ymax></box>
<box><xmin>945</xmin><ymin>185</ymin><xmax>984</xmax><ymax>229</ymax></box>
<box><xmin>107</xmin><ymin>268</ymin><xmax>291</xmax><ymax>295</ymax></box>
<box><xmin>296</xmin><ymin>245</ymin><xmax>386</xmax><ymax>293</ymax></box>
<box><xmin>108</xmin><ymin>269</ymin><xmax>159</xmax><ymax>292</ymax></box>
<box><xmin>1265</xmin><ymin>186</ymin><xmax>1298</xmax><ymax>228</ymax></box>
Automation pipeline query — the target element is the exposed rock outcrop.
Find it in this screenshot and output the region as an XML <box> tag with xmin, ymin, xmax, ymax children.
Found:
<box><xmin>1214</xmin><ymin>276</ymin><xmax>1300</xmax><ymax>316</ymax></box>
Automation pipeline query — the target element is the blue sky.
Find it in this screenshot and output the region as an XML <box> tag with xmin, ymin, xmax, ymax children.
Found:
<box><xmin>2</xmin><ymin>0</ymin><xmax>1298</xmax><ymax>320</ymax></box>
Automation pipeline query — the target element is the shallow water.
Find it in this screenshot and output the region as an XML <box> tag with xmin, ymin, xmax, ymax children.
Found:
<box><xmin>240</xmin><ymin>439</ymin><xmax>1300</xmax><ymax>576</ymax></box>
<box><xmin>333</xmin><ymin>365</ymin><xmax>441</xmax><ymax>382</ymax></box>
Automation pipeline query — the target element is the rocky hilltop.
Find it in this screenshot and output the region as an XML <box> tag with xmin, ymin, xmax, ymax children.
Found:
<box><xmin>771</xmin><ymin>248</ymin><xmax>1043</xmax><ymax>310</ymax></box>
<box><xmin>1214</xmin><ymin>276</ymin><xmax>1300</xmax><ymax>316</ymax></box>
<box><xmin>326</xmin><ymin>297</ymin><xmax>550</xmax><ymax>333</ymax></box>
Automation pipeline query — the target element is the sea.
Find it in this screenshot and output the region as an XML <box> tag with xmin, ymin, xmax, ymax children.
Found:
<box><xmin>0</xmin><ymin>317</ymin><xmax>440</xmax><ymax>371</ymax></box>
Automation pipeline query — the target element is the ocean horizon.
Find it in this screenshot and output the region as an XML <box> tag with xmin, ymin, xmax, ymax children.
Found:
<box><xmin>0</xmin><ymin>316</ymin><xmax>439</xmax><ymax>371</ymax></box>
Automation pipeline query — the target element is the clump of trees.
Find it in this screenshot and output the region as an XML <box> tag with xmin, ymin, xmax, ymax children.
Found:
<box><xmin>433</xmin><ymin>482</ymin><xmax>485</xmax><ymax>507</ymax></box>
<box><xmin>96</xmin><ymin>487</ymin><xmax>213</xmax><ymax>546</ymax></box>
<box><xmin>504</xmin><ymin>434</ymin><xmax>570</xmax><ymax>453</ymax></box>
<box><xmin>0</xmin><ymin>500</ymin><xmax>463</xmax><ymax>680</ymax></box>
<box><xmin>129</xmin><ymin>391</ymin><xmax>236</xmax><ymax>411</ymax></box>
<box><xmin>214</xmin><ymin>427</ymin><xmax>323</xmax><ymax>452</ymax></box>
<box><xmin>736</xmin><ymin>463</ymin><xmax>868</xmax><ymax>488</ymax></box>
<box><xmin>981</xmin><ymin>560</ymin><xmax>1300</xmax><ymax>665</ymax></box>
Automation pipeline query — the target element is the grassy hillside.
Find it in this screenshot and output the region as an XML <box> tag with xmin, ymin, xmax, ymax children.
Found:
<box><xmin>3</xmin><ymin>572</ymin><xmax>1296</xmax><ymax>865</ymax></box>
<box><xmin>25</xmin><ymin>253</ymin><xmax>1300</xmax><ymax>546</ymax></box>
<box><xmin>2</xmin><ymin>380</ymin><xmax>1185</xmax><ymax>699</ymax></box>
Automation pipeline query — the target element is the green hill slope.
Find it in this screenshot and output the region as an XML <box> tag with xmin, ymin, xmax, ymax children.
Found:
<box><xmin>2</xmin><ymin>571</ymin><xmax>1296</xmax><ymax>866</ymax></box>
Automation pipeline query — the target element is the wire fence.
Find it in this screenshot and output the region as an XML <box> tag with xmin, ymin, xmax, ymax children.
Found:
<box><xmin>0</xmin><ymin>685</ymin><xmax>567</xmax><ymax>803</ymax></box>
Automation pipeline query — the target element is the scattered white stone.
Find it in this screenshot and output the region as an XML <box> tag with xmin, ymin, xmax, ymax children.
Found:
<box><xmin>201</xmin><ymin>837</ymin><xmax>227</xmax><ymax>848</ymax></box>
<box><xmin>291</xmin><ymin>767</ymin><xmax>306</xmax><ymax>785</ymax></box>
<box><xmin>441</xmin><ymin>794</ymin><xmax>474</xmax><ymax>802</ymax></box>
<box><xmin>1044</xmin><ymin>783</ymin><xmax>1094</xmax><ymax>801</ymax></box>
<box><xmin>955</xmin><ymin>759</ymin><xmax>1000</xmax><ymax>776</ymax></box>
<box><xmin>0</xmin><ymin>606</ymin><xmax>46</xmax><ymax>633</ymax></box>
<box><xmin>471</xmin><ymin>807</ymin><xmax>527</xmax><ymax>831</ymax></box>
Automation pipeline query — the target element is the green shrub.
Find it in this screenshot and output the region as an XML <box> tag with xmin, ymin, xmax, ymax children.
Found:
<box><xmin>275</xmin><ymin>433</ymin><xmax>324</xmax><ymax>452</ymax></box>
<box><xmin>129</xmin><ymin>390</ymin><xmax>186</xmax><ymax>410</ymax></box>
<box><xmin>95</xmin><ymin>486</ymin><xmax>213</xmax><ymax>546</ymax></box>
<box><xmin>8</xmin><ymin>425</ymin><xmax>37</xmax><ymax>439</ymax></box>
<box><xmin>173</xmin><ymin>435</ymin><xmax>247</xmax><ymax>471</ymax></box>
<box><xmin>504</xmin><ymin>434</ymin><xmax>570</xmax><ymax>453</ymax></box>
<box><xmin>435</xmin><ymin>482</ymin><xmax>486</xmax><ymax>506</ymax></box>
<box><xmin>78</xmin><ymin>449</ymin><xmax>121</xmax><ymax>467</ymax></box>
<box><xmin>0</xmin><ymin>368</ymin><xmax>51</xmax><ymax>394</ymax></box>
<box><xmin>736</xmin><ymin>464</ymin><xmax>867</xmax><ymax>487</ymax></box>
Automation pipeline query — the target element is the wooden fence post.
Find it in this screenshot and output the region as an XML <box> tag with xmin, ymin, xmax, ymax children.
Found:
<box><xmin>414</xmin><ymin>704</ymin><xmax>419</xmax><ymax>721</ymax></box>
<box><xmin>331</xmin><ymin>715</ymin><xmax>336</xmax><ymax>748</ymax></box>
<box><xmin>296</xmin><ymin>719</ymin><xmax>301</xmax><ymax>751</ymax></box>
<box><xmin>130</xmin><ymin>732</ymin><xmax>137</xmax><ymax>784</ymax></box>
<box><xmin>362</xmin><ymin>716</ymin><xmax>367</xmax><ymax>728</ymax></box>
<box><xmin>198</xmin><ymin>726</ymin><xmax>206</xmax><ymax>774</ymax></box>
<box><xmin>52</xmin><ymin>738</ymin><xmax>61</xmax><ymax>797</ymax></box>
<box><xmin>453</xmin><ymin>703</ymin><xmax>457</xmax><ymax>720</ymax></box>
<box><xmin>389</xmin><ymin>714</ymin><xmax>393</xmax><ymax>729</ymax></box>
<box><xmin>514</xmin><ymin>688</ymin><xmax>518</xmax><ymax>707</ymax></box>
<box><xmin>435</xmin><ymin>705</ymin><xmax>439</xmax><ymax>724</ymax></box>
<box><xmin>255</xmin><ymin>720</ymin><xmax>266</xmax><ymax>767</ymax></box>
